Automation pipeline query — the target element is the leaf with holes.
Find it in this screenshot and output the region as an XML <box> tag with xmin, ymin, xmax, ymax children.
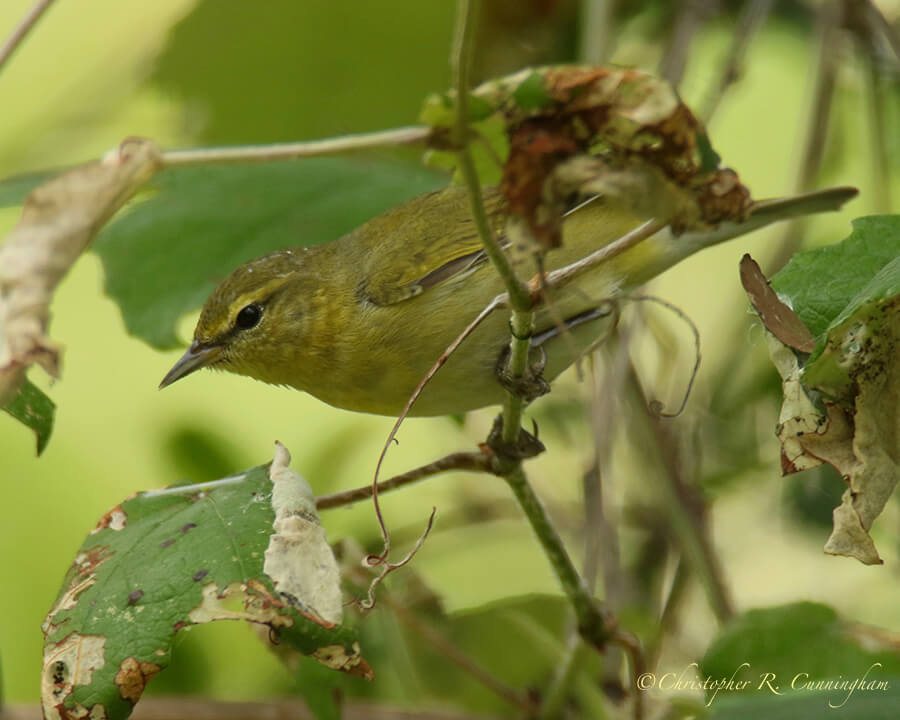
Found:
<box><xmin>755</xmin><ymin>216</ymin><xmax>900</xmax><ymax>564</ymax></box>
<box><xmin>41</xmin><ymin>443</ymin><xmax>369</xmax><ymax>720</ymax></box>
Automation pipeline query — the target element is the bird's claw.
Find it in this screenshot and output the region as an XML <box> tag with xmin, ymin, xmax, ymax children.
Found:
<box><xmin>495</xmin><ymin>345</ymin><xmax>550</xmax><ymax>403</ymax></box>
<box><xmin>484</xmin><ymin>415</ymin><xmax>546</xmax><ymax>465</ymax></box>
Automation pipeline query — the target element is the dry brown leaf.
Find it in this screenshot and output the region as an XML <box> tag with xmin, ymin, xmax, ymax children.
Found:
<box><xmin>766</xmin><ymin>301</ymin><xmax>900</xmax><ymax>565</ymax></box>
<box><xmin>740</xmin><ymin>254</ymin><xmax>816</xmax><ymax>353</ymax></box>
<box><xmin>0</xmin><ymin>139</ymin><xmax>162</xmax><ymax>405</ymax></box>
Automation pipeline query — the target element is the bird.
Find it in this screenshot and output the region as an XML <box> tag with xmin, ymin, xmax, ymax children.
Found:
<box><xmin>159</xmin><ymin>184</ymin><xmax>857</xmax><ymax>416</ymax></box>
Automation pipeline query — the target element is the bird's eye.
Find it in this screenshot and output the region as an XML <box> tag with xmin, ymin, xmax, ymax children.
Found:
<box><xmin>235</xmin><ymin>303</ymin><xmax>263</xmax><ymax>330</ymax></box>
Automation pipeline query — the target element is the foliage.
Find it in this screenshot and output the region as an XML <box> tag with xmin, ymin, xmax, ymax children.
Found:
<box><xmin>1</xmin><ymin>2</ymin><xmax>898</xmax><ymax>720</ymax></box>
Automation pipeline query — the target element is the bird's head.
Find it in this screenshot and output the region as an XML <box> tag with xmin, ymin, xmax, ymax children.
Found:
<box><xmin>159</xmin><ymin>249</ymin><xmax>319</xmax><ymax>390</ymax></box>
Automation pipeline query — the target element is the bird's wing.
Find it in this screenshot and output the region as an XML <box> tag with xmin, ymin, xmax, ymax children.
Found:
<box><xmin>358</xmin><ymin>186</ymin><xmax>505</xmax><ymax>306</ymax></box>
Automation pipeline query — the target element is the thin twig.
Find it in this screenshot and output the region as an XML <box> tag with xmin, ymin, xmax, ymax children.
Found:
<box><xmin>367</xmin><ymin>294</ymin><xmax>505</xmax><ymax>540</ymax></box>
<box><xmin>770</xmin><ymin>0</ymin><xmax>843</xmax><ymax>273</ymax></box>
<box><xmin>499</xmin><ymin>307</ymin><xmax>535</xmax><ymax>447</ymax></box>
<box><xmin>542</xmin><ymin>342</ymin><xmax>633</xmax><ymax>720</ymax></box>
<box><xmin>579</xmin><ymin>0</ymin><xmax>618</xmax><ymax>65</ymax></box>
<box><xmin>627</xmin><ymin>295</ymin><xmax>702</xmax><ymax>419</ymax></box>
<box><xmin>701</xmin><ymin>0</ymin><xmax>775</xmax><ymax>122</ymax></box>
<box><xmin>317</xmin><ymin>451</ymin><xmax>492</xmax><ymax>510</ymax></box>
<box><xmin>161</xmin><ymin>126</ymin><xmax>432</xmax><ymax>167</ymax></box>
<box><xmin>850</xmin><ymin>0</ymin><xmax>900</xmax><ymax>67</ymax></box>
<box><xmin>658</xmin><ymin>0</ymin><xmax>715</xmax><ymax>88</ymax></box>
<box><xmin>358</xmin><ymin>508</ymin><xmax>436</xmax><ymax>611</ymax></box>
<box><xmin>0</xmin><ymin>0</ymin><xmax>56</xmax><ymax>74</ymax></box>
<box><xmin>645</xmin><ymin>555</ymin><xmax>690</xmax><ymax>668</ymax></box>
<box><xmin>625</xmin><ymin>362</ymin><xmax>734</xmax><ymax>623</ymax></box>
<box><xmin>863</xmin><ymin>34</ymin><xmax>893</xmax><ymax>212</ymax></box>
<box><xmin>543</xmin><ymin>219</ymin><xmax>666</xmax><ymax>290</ymax></box>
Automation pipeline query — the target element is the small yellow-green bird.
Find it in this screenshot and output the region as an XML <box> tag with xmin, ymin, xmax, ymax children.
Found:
<box><xmin>160</xmin><ymin>185</ymin><xmax>856</xmax><ymax>416</ymax></box>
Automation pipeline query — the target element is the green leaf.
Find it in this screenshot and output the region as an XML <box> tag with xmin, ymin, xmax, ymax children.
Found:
<box><xmin>512</xmin><ymin>71</ymin><xmax>552</xmax><ymax>111</ymax></box>
<box><xmin>696</xmin><ymin>133</ymin><xmax>722</xmax><ymax>173</ymax></box>
<box><xmin>2</xmin><ymin>379</ymin><xmax>55</xmax><ymax>455</ymax></box>
<box><xmin>367</xmin><ymin>592</ymin><xmax>607</xmax><ymax>716</ymax></box>
<box><xmin>93</xmin><ymin>158</ymin><xmax>446</xmax><ymax>349</ymax></box>
<box><xmin>801</xmin><ymin>253</ymin><xmax>900</xmax><ymax>390</ymax></box>
<box><xmin>769</xmin><ymin>215</ymin><xmax>900</xmax><ymax>341</ymax></box>
<box><xmin>700</xmin><ymin>603</ymin><xmax>900</xmax><ymax>714</ymax></box>
<box><xmin>42</xmin><ymin>459</ymin><xmax>367</xmax><ymax>720</ymax></box>
<box><xmin>709</xmin><ymin>686</ymin><xmax>900</xmax><ymax>720</ymax></box>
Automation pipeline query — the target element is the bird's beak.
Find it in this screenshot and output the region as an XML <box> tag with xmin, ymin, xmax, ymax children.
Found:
<box><xmin>159</xmin><ymin>341</ymin><xmax>224</xmax><ymax>389</ymax></box>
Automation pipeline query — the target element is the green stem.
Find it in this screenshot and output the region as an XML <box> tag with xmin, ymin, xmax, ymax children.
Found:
<box><xmin>504</xmin><ymin>465</ymin><xmax>614</xmax><ymax>649</ymax></box>
<box><xmin>501</xmin><ymin>310</ymin><xmax>535</xmax><ymax>445</ymax></box>
<box><xmin>450</xmin><ymin>0</ymin><xmax>531</xmax><ymax>312</ymax></box>
<box><xmin>451</xmin><ymin>0</ymin><xmax>614</xmax><ymax>673</ymax></box>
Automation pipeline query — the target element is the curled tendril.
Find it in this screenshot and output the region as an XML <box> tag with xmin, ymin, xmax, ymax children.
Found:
<box><xmin>627</xmin><ymin>294</ymin><xmax>702</xmax><ymax>418</ymax></box>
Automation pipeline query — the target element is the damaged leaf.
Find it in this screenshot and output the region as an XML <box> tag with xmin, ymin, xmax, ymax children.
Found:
<box><xmin>42</xmin><ymin>443</ymin><xmax>368</xmax><ymax>720</ymax></box>
<box><xmin>0</xmin><ymin>140</ymin><xmax>162</xmax><ymax>409</ymax></box>
<box><xmin>2</xmin><ymin>377</ymin><xmax>55</xmax><ymax>455</ymax></box>
<box><xmin>421</xmin><ymin>65</ymin><xmax>752</xmax><ymax>247</ymax></box>
<box><xmin>752</xmin><ymin>216</ymin><xmax>900</xmax><ymax>564</ymax></box>
<box><xmin>264</xmin><ymin>441</ymin><xmax>344</xmax><ymax>626</ymax></box>
<box><xmin>740</xmin><ymin>254</ymin><xmax>816</xmax><ymax>353</ymax></box>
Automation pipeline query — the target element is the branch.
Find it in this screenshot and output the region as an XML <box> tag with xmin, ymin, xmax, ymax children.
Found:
<box><xmin>579</xmin><ymin>0</ymin><xmax>618</xmax><ymax>65</ymax></box>
<box><xmin>541</xmin><ymin>219</ymin><xmax>665</xmax><ymax>291</ymax></box>
<box><xmin>316</xmin><ymin>451</ymin><xmax>492</xmax><ymax>510</ymax></box>
<box><xmin>161</xmin><ymin>126</ymin><xmax>432</xmax><ymax>167</ymax></box>
<box><xmin>658</xmin><ymin>0</ymin><xmax>716</xmax><ymax>88</ymax></box>
<box><xmin>503</xmin><ymin>464</ymin><xmax>616</xmax><ymax>650</ymax></box>
<box><xmin>0</xmin><ymin>0</ymin><xmax>56</xmax><ymax>74</ymax></box>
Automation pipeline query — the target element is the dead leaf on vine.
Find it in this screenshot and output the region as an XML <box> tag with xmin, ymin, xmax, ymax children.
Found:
<box><xmin>0</xmin><ymin>139</ymin><xmax>162</xmax><ymax>405</ymax></box>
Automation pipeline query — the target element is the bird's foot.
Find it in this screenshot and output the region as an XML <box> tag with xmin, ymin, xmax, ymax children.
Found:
<box><xmin>483</xmin><ymin>414</ymin><xmax>545</xmax><ymax>466</ymax></box>
<box><xmin>495</xmin><ymin>345</ymin><xmax>550</xmax><ymax>403</ymax></box>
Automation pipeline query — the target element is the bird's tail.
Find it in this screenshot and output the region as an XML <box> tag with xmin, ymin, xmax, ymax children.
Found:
<box><xmin>673</xmin><ymin>185</ymin><xmax>859</xmax><ymax>254</ymax></box>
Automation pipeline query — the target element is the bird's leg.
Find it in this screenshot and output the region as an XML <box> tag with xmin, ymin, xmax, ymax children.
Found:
<box><xmin>494</xmin><ymin>342</ymin><xmax>551</xmax><ymax>404</ymax></box>
<box><xmin>484</xmin><ymin>413</ymin><xmax>545</xmax><ymax>464</ymax></box>
<box><xmin>488</xmin><ymin>336</ymin><xmax>549</xmax><ymax>465</ymax></box>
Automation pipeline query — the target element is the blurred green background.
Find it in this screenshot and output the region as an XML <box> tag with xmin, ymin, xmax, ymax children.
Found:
<box><xmin>1</xmin><ymin>0</ymin><xmax>898</xmax><ymax>715</ymax></box>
